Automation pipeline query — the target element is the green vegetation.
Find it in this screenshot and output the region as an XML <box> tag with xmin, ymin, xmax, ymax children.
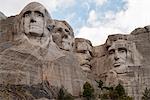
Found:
<box><xmin>83</xmin><ymin>82</ymin><xmax>95</xmax><ymax>100</ymax></box>
<box><xmin>58</xmin><ymin>86</ymin><xmax>74</xmax><ymax>100</ymax></box>
<box><xmin>0</xmin><ymin>84</ymin><xmax>34</xmax><ymax>100</ymax></box>
<box><xmin>142</xmin><ymin>88</ymin><xmax>150</xmax><ymax>100</ymax></box>
<box><xmin>96</xmin><ymin>80</ymin><xmax>133</xmax><ymax>100</ymax></box>
<box><xmin>95</xmin><ymin>80</ymin><xmax>103</xmax><ymax>90</ymax></box>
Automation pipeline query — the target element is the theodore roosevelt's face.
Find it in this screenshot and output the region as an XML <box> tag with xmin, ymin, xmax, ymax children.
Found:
<box><xmin>76</xmin><ymin>40</ymin><xmax>92</xmax><ymax>71</ymax></box>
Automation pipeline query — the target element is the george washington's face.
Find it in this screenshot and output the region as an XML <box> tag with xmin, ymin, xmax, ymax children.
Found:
<box><xmin>23</xmin><ymin>10</ymin><xmax>44</xmax><ymax>37</ymax></box>
<box><xmin>23</xmin><ymin>9</ymin><xmax>45</xmax><ymax>37</ymax></box>
<box><xmin>19</xmin><ymin>2</ymin><xmax>51</xmax><ymax>38</ymax></box>
<box><xmin>19</xmin><ymin>2</ymin><xmax>52</xmax><ymax>47</ymax></box>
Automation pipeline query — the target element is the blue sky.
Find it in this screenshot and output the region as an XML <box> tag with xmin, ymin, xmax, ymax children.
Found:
<box><xmin>0</xmin><ymin>0</ymin><xmax>150</xmax><ymax>46</ymax></box>
<box><xmin>52</xmin><ymin>0</ymin><xmax>126</xmax><ymax>31</ymax></box>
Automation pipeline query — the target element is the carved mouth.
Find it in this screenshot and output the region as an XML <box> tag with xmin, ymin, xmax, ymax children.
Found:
<box><xmin>81</xmin><ymin>63</ymin><xmax>91</xmax><ymax>68</ymax></box>
<box><xmin>29</xmin><ymin>32</ymin><xmax>42</xmax><ymax>37</ymax></box>
<box><xmin>113</xmin><ymin>62</ymin><xmax>121</xmax><ymax>67</ymax></box>
<box><xmin>30</xmin><ymin>25</ymin><xmax>41</xmax><ymax>28</ymax></box>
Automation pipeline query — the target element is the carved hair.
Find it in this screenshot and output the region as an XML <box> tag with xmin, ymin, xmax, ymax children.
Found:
<box><xmin>107</xmin><ymin>40</ymin><xmax>143</xmax><ymax>66</ymax></box>
<box><xmin>14</xmin><ymin>2</ymin><xmax>52</xmax><ymax>35</ymax></box>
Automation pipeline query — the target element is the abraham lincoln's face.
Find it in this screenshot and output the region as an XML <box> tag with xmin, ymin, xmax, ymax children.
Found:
<box><xmin>108</xmin><ymin>44</ymin><xmax>127</xmax><ymax>68</ymax></box>
<box><xmin>108</xmin><ymin>40</ymin><xmax>133</xmax><ymax>74</ymax></box>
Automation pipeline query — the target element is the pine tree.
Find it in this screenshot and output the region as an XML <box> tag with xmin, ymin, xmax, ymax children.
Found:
<box><xmin>83</xmin><ymin>82</ymin><xmax>95</xmax><ymax>100</ymax></box>
<box><xmin>115</xmin><ymin>83</ymin><xmax>125</xmax><ymax>97</ymax></box>
<box><xmin>99</xmin><ymin>83</ymin><xmax>133</xmax><ymax>100</ymax></box>
<box><xmin>58</xmin><ymin>86</ymin><xmax>74</xmax><ymax>100</ymax></box>
<box><xmin>95</xmin><ymin>80</ymin><xmax>103</xmax><ymax>90</ymax></box>
<box><xmin>142</xmin><ymin>88</ymin><xmax>150</xmax><ymax>100</ymax></box>
<box><xmin>58</xmin><ymin>86</ymin><xmax>65</xmax><ymax>100</ymax></box>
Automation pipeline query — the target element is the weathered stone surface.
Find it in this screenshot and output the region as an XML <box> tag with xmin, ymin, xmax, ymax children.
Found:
<box><xmin>43</xmin><ymin>52</ymin><xmax>87</xmax><ymax>96</ymax></box>
<box><xmin>0</xmin><ymin>81</ymin><xmax>59</xmax><ymax>100</ymax></box>
<box><xmin>0</xmin><ymin>2</ymin><xmax>88</xmax><ymax>99</ymax></box>
<box><xmin>129</xmin><ymin>27</ymin><xmax>150</xmax><ymax>99</ymax></box>
<box><xmin>91</xmin><ymin>44</ymin><xmax>107</xmax><ymax>76</ymax></box>
<box><xmin>1</xmin><ymin>1</ymin><xmax>150</xmax><ymax>100</ymax></box>
<box><xmin>51</xmin><ymin>20</ymin><xmax>74</xmax><ymax>51</ymax></box>
<box><xmin>74</xmin><ymin>38</ymin><xmax>93</xmax><ymax>72</ymax></box>
<box><xmin>92</xmin><ymin>33</ymin><xmax>150</xmax><ymax>100</ymax></box>
<box><xmin>0</xmin><ymin>12</ymin><xmax>6</xmax><ymax>20</ymax></box>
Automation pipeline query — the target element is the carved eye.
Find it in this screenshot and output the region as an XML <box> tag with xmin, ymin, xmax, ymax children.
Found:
<box><xmin>118</xmin><ymin>48</ymin><xmax>127</xmax><ymax>53</ymax></box>
<box><xmin>109</xmin><ymin>49</ymin><xmax>115</xmax><ymax>55</ymax></box>
<box><xmin>47</xmin><ymin>25</ymin><xmax>55</xmax><ymax>31</ymax></box>
<box><xmin>34</xmin><ymin>11</ymin><xmax>44</xmax><ymax>17</ymax></box>
<box><xmin>63</xmin><ymin>34</ymin><xmax>68</xmax><ymax>39</ymax></box>
<box><xmin>65</xmin><ymin>29</ymin><xmax>69</xmax><ymax>33</ymax></box>
<box><xmin>57</xmin><ymin>28</ymin><xmax>63</xmax><ymax>32</ymax></box>
<box><xmin>23</xmin><ymin>11</ymin><xmax>31</xmax><ymax>17</ymax></box>
<box><xmin>80</xmin><ymin>50</ymin><xmax>87</xmax><ymax>53</ymax></box>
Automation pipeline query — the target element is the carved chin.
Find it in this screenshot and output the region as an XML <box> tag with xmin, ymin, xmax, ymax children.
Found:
<box><xmin>29</xmin><ymin>29</ymin><xmax>43</xmax><ymax>37</ymax></box>
<box><xmin>24</xmin><ymin>34</ymin><xmax>50</xmax><ymax>48</ymax></box>
<box><xmin>28</xmin><ymin>32</ymin><xmax>43</xmax><ymax>37</ymax></box>
<box><xmin>24</xmin><ymin>27</ymin><xmax>43</xmax><ymax>37</ymax></box>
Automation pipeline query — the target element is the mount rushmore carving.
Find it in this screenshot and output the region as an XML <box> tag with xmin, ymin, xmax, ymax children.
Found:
<box><xmin>0</xmin><ymin>2</ymin><xmax>150</xmax><ymax>100</ymax></box>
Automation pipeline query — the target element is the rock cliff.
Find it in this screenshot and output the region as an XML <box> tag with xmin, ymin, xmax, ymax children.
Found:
<box><xmin>0</xmin><ymin>2</ymin><xmax>150</xmax><ymax>100</ymax></box>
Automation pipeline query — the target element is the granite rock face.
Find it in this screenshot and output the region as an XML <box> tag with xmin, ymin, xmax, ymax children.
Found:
<box><xmin>0</xmin><ymin>12</ymin><xmax>6</xmax><ymax>20</ymax></box>
<box><xmin>0</xmin><ymin>2</ymin><xmax>88</xmax><ymax>99</ymax></box>
<box><xmin>51</xmin><ymin>20</ymin><xmax>74</xmax><ymax>51</ymax></box>
<box><xmin>92</xmin><ymin>33</ymin><xmax>149</xmax><ymax>100</ymax></box>
<box><xmin>74</xmin><ymin>38</ymin><xmax>93</xmax><ymax>72</ymax></box>
<box><xmin>1</xmin><ymin>1</ymin><xmax>150</xmax><ymax>100</ymax></box>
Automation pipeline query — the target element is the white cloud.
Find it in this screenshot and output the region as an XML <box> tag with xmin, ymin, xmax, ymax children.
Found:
<box><xmin>82</xmin><ymin>2</ymin><xmax>90</xmax><ymax>11</ymax></box>
<box><xmin>57</xmin><ymin>0</ymin><xmax>75</xmax><ymax>9</ymax></box>
<box><xmin>76</xmin><ymin>26</ymin><xmax>123</xmax><ymax>46</ymax></box>
<box><xmin>77</xmin><ymin>0</ymin><xmax>150</xmax><ymax>46</ymax></box>
<box><xmin>1</xmin><ymin>0</ymin><xmax>150</xmax><ymax>46</ymax></box>
<box><xmin>0</xmin><ymin>0</ymin><xmax>75</xmax><ymax>16</ymax></box>
<box><xmin>113</xmin><ymin>0</ymin><xmax>150</xmax><ymax>32</ymax></box>
<box><xmin>94</xmin><ymin>0</ymin><xmax>107</xmax><ymax>6</ymax></box>
<box><xmin>87</xmin><ymin>10</ymin><xmax>100</xmax><ymax>26</ymax></box>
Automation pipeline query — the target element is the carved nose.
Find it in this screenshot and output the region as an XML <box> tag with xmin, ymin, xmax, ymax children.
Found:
<box><xmin>86</xmin><ymin>51</ymin><xmax>92</xmax><ymax>61</ymax></box>
<box><xmin>114</xmin><ymin>56</ymin><xmax>119</xmax><ymax>61</ymax></box>
<box><xmin>30</xmin><ymin>13</ymin><xmax>36</xmax><ymax>23</ymax></box>
<box><xmin>114</xmin><ymin>52</ymin><xmax>119</xmax><ymax>61</ymax></box>
<box><xmin>30</xmin><ymin>18</ymin><xmax>36</xmax><ymax>23</ymax></box>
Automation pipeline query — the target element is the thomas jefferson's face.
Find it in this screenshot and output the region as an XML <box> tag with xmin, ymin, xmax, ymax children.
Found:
<box><xmin>52</xmin><ymin>21</ymin><xmax>74</xmax><ymax>51</ymax></box>
<box><xmin>23</xmin><ymin>8</ymin><xmax>45</xmax><ymax>37</ymax></box>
